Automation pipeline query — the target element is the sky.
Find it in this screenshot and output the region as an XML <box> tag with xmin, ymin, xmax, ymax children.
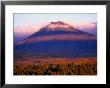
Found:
<box><xmin>14</xmin><ymin>13</ymin><xmax>97</xmax><ymax>43</ymax></box>
<box><xmin>14</xmin><ymin>13</ymin><xmax>97</xmax><ymax>28</ymax></box>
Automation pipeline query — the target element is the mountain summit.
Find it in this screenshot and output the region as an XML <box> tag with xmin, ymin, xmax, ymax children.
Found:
<box><xmin>45</xmin><ymin>21</ymin><xmax>75</xmax><ymax>31</ymax></box>
<box><xmin>39</xmin><ymin>21</ymin><xmax>82</xmax><ymax>32</ymax></box>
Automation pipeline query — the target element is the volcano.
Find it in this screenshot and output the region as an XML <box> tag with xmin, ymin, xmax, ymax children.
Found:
<box><xmin>14</xmin><ymin>21</ymin><xmax>97</xmax><ymax>59</ymax></box>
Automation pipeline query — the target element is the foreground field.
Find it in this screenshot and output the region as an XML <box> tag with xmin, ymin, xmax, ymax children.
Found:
<box><xmin>14</xmin><ymin>57</ymin><xmax>97</xmax><ymax>75</ymax></box>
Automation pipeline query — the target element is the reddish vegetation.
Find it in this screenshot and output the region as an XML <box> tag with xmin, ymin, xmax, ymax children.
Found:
<box><xmin>14</xmin><ymin>57</ymin><xmax>97</xmax><ymax>75</ymax></box>
<box><xmin>15</xmin><ymin>57</ymin><xmax>96</xmax><ymax>65</ymax></box>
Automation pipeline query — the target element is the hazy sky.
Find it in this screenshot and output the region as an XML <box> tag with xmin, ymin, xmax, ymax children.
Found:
<box><xmin>14</xmin><ymin>13</ymin><xmax>97</xmax><ymax>28</ymax></box>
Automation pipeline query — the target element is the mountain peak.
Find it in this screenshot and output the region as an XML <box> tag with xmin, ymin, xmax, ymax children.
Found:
<box><xmin>46</xmin><ymin>21</ymin><xmax>75</xmax><ymax>31</ymax></box>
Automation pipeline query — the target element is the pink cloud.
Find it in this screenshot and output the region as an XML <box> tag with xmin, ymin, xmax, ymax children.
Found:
<box><xmin>66</xmin><ymin>21</ymin><xmax>97</xmax><ymax>30</ymax></box>
<box><xmin>65</xmin><ymin>21</ymin><xmax>97</xmax><ymax>35</ymax></box>
<box><xmin>14</xmin><ymin>22</ymin><xmax>49</xmax><ymax>37</ymax></box>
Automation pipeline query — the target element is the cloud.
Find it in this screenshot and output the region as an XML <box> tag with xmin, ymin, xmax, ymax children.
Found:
<box><xmin>76</xmin><ymin>22</ymin><xmax>96</xmax><ymax>29</ymax></box>
<box><xmin>14</xmin><ymin>22</ymin><xmax>48</xmax><ymax>36</ymax></box>
<box><xmin>66</xmin><ymin>21</ymin><xmax>97</xmax><ymax>35</ymax></box>
<box><xmin>66</xmin><ymin>21</ymin><xmax>96</xmax><ymax>30</ymax></box>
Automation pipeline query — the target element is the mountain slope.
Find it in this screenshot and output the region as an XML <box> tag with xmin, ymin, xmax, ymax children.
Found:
<box><xmin>14</xmin><ymin>21</ymin><xmax>97</xmax><ymax>59</ymax></box>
